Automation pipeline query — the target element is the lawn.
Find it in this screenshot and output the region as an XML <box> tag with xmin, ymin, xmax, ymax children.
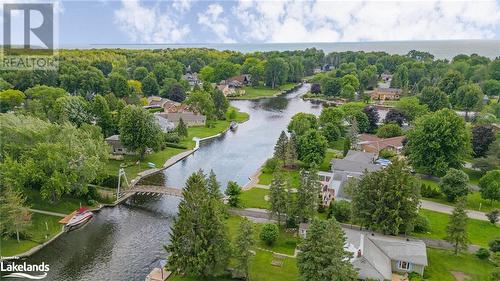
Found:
<box><xmin>169</xmin><ymin>250</ymin><xmax>298</xmax><ymax>281</ymax></box>
<box><xmin>240</xmin><ymin>188</ymin><xmax>270</xmax><ymax>209</ymax></box>
<box><xmin>414</xmin><ymin>209</ymin><xmax>499</xmax><ymax>247</ymax></box>
<box><xmin>424</xmin><ymin>248</ymin><xmax>495</xmax><ymax>281</ymax></box>
<box><xmin>258</xmin><ymin>169</ymin><xmax>301</xmax><ymax>188</ymax></box>
<box><xmin>226</xmin><ymin>216</ymin><xmax>299</xmax><ymax>256</ymax></box>
<box><xmin>24</xmin><ymin>188</ymin><xmax>90</xmax><ymax>214</ymax></box>
<box><xmin>463</xmin><ymin>168</ymin><xmax>482</xmax><ymax>185</ymax></box>
<box><xmin>104</xmin><ymin>107</ymin><xmax>249</xmax><ymax>180</ymax></box>
<box><xmin>418</xmin><ymin>177</ymin><xmax>499</xmax><ymax>212</ymax></box>
<box><xmin>234</xmin><ymin>83</ymin><xmax>297</xmax><ymax>100</ymax></box>
<box><xmin>0</xmin><ymin>213</ymin><xmax>62</xmax><ymax>257</ymax></box>
<box><xmin>319</xmin><ymin>149</ymin><xmax>337</xmax><ymax>172</ymax></box>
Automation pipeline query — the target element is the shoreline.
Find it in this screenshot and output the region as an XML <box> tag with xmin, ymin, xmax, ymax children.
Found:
<box><xmin>1</xmin><ymin>113</ymin><xmax>251</xmax><ymax>261</ymax></box>
<box><xmin>228</xmin><ymin>83</ymin><xmax>303</xmax><ymax>100</ymax></box>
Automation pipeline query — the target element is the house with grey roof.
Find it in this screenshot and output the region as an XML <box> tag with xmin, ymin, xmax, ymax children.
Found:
<box><xmin>327</xmin><ymin>150</ymin><xmax>382</xmax><ymax>199</ymax></box>
<box><xmin>299</xmin><ymin>226</ymin><xmax>428</xmax><ymax>280</ymax></box>
<box><xmin>105</xmin><ymin>135</ymin><xmax>135</xmax><ymax>155</ymax></box>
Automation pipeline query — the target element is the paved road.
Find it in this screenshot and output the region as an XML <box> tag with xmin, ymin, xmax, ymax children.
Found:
<box><xmin>420</xmin><ymin>200</ymin><xmax>489</xmax><ymax>221</ymax></box>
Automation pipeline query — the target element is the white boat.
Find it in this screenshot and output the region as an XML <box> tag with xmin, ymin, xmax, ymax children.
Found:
<box><xmin>65</xmin><ymin>208</ymin><xmax>93</xmax><ymax>231</ymax></box>
<box><xmin>229</xmin><ymin>121</ymin><xmax>238</xmax><ymax>130</ymax></box>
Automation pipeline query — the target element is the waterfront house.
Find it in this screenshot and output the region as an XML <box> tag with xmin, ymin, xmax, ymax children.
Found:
<box><xmin>371</xmin><ymin>88</ymin><xmax>402</xmax><ymax>100</ymax></box>
<box><xmin>181</xmin><ymin>72</ymin><xmax>201</xmax><ymax>87</ymax></box>
<box><xmin>299</xmin><ymin>226</ymin><xmax>428</xmax><ymax>280</ymax></box>
<box><xmin>105</xmin><ymin>135</ymin><xmax>134</xmax><ymax>155</ymax></box>
<box><xmin>163</xmin><ymin>110</ymin><xmax>206</xmax><ymax>127</ymax></box>
<box><xmin>358</xmin><ymin>134</ymin><xmax>405</xmax><ymax>155</ymax></box>
<box><xmin>222</xmin><ymin>74</ymin><xmax>252</xmax><ymax>87</ymax></box>
<box><xmin>154</xmin><ymin>113</ymin><xmax>176</xmax><ymax>132</ymax></box>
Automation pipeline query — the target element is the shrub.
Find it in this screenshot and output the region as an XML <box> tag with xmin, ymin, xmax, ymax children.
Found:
<box><xmin>163</xmin><ymin>132</ymin><xmax>180</xmax><ymax>143</ymax></box>
<box><xmin>263</xmin><ymin>157</ymin><xmax>279</xmax><ymax>173</ymax></box>
<box><xmin>378</xmin><ymin>148</ymin><xmax>396</xmax><ymax>159</ymax></box>
<box><xmin>376</xmin><ymin>122</ymin><xmax>403</xmax><ymax>138</ymax></box>
<box><xmin>408</xmin><ymin>272</ymin><xmax>424</xmax><ymax>281</ymax></box>
<box><xmin>476</xmin><ymin>248</ymin><xmax>491</xmax><ymax>260</ymax></box>
<box><xmin>328</xmin><ymin>200</ymin><xmax>352</xmax><ymax>223</ymax></box>
<box><xmin>97</xmin><ymin>174</ymin><xmax>119</xmax><ymax>188</ymax></box>
<box><xmin>260</xmin><ymin>223</ymin><xmax>279</xmax><ymax>246</ymax></box>
<box><xmin>420</xmin><ymin>184</ymin><xmax>442</xmax><ymax>198</ymax></box>
<box><xmin>486</xmin><ymin>209</ymin><xmax>499</xmax><ymax>224</ymax></box>
<box><xmin>489</xmin><ymin>238</ymin><xmax>500</xmax><ymax>252</ymax></box>
<box><xmin>413</xmin><ymin>215</ymin><xmax>430</xmax><ymax>233</ymax></box>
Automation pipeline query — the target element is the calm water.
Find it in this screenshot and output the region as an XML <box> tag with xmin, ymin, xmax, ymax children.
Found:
<box><xmin>17</xmin><ymin>84</ymin><xmax>322</xmax><ymax>280</ymax></box>
<box><xmin>84</xmin><ymin>40</ymin><xmax>500</xmax><ymax>59</ymax></box>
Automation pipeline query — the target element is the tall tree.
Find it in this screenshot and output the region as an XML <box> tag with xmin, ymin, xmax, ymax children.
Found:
<box><xmin>165</xmin><ymin>171</ymin><xmax>230</xmax><ymax>278</ymax></box>
<box><xmin>297</xmin><ymin>130</ymin><xmax>327</xmax><ymax>166</ymax></box>
<box><xmin>142</xmin><ymin>73</ymin><xmax>160</xmax><ymax>96</ymax></box>
<box><xmin>321</xmin><ymin>77</ymin><xmax>342</xmax><ymax>97</ymax></box>
<box><xmin>419</xmin><ymin>86</ymin><xmax>449</xmax><ymax>112</ymax></box>
<box><xmin>440</xmin><ymin>168</ymin><xmax>470</xmax><ymax>202</ymax></box>
<box><xmin>288</xmin><ymin>113</ymin><xmax>318</xmax><ymax>136</ymax></box>
<box><xmin>297</xmin><ymin>218</ymin><xmax>358</xmax><ymax>281</ymax></box>
<box><xmin>439</xmin><ymin>70</ymin><xmax>464</xmax><ymax>95</ymax></box>
<box><xmin>451</xmin><ymin>84</ymin><xmax>483</xmax><ymax>118</ymax></box>
<box><xmin>210</xmin><ymin>89</ymin><xmax>229</xmax><ymax>120</ymax></box>
<box><xmin>225</xmin><ymin>181</ymin><xmax>242</xmax><ymax>207</ymax></box>
<box><xmin>351</xmin><ymin>159</ymin><xmax>420</xmax><ymax>235</ymax></box>
<box><xmin>264</xmin><ymin>57</ymin><xmax>288</xmax><ymax>88</ymax></box>
<box><xmin>119</xmin><ymin>105</ymin><xmax>162</xmax><ymax>159</ymax></box>
<box><xmin>233</xmin><ymin>218</ymin><xmax>254</xmax><ymax>280</ymax></box>
<box><xmin>405</xmin><ymin>109</ymin><xmax>471</xmax><ymax>176</ymax></box>
<box><xmin>269</xmin><ymin>172</ymin><xmax>288</xmax><ymax>225</ymax></box>
<box><xmin>396</xmin><ymin>96</ymin><xmax>428</xmax><ymax>123</ymax></box>
<box><xmin>207</xmin><ymin>169</ymin><xmax>223</xmax><ymax>200</ymax></box>
<box><xmin>478</xmin><ymin>170</ymin><xmax>500</xmax><ymax>203</ymax></box>
<box><xmin>296</xmin><ymin>168</ymin><xmax>321</xmax><ymax>223</ymax></box>
<box><xmin>0</xmin><ymin>186</ymin><xmax>32</xmax><ymax>242</ymax></box>
<box><xmin>274</xmin><ymin>131</ymin><xmax>289</xmax><ymax>163</ymax></box>
<box><xmin>0</xmin><ymin>89</ymin><xmax>25</xmax><ymax>113</ymax></box>
<box><xmin>445</xmin><ymin>197</ymin><xmax>469</xmax><ymax>255</ymax></box>
<box><xmin>53</xmin><ymin>96</ymin><xmax>90</xmax><ymax>127</ymax></box>
<box><xmin>362</xmin><ymin>106</ymin><xmax>379</xmax><ymax>133</ymax></box>
<box><xmin>176</xmin><ymin>118</ymin><xmax>188</xmax><ymax>138</ymax></box>
<box><xmin>91</xmin><ymin>94</ymin><xmax>115</xmax><ymax>136</ymax></box>
<box><xmin>384</xmin><ymin>108</ymin><xmax>407</xmax><ymax>126</ymax></box>
<box><xmin>285</xmin><ymin>135</ymin><xmax>298</xmax><ymax>168</ymax></box>
<box><xmin>472</xmin><ymin>125</ymin><xmax>495</xmax><ymax>158</ymax></box>
<box><xmin>109</xmin><ymin>73</ymin><xmax>130</xmax><ymax>97</ymax></box>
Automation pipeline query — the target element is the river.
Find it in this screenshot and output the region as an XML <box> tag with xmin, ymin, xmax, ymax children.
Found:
<box><xmin>19</xmin><ymin>84</ymin><xmax>322</xmax><ymax>281</ymax></box>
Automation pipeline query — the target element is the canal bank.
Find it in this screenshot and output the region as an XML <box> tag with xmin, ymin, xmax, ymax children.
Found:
<box><xmin>11</xmin><ymin>83</ymin><xmax>322</xmax><ymax>281</ymax></box>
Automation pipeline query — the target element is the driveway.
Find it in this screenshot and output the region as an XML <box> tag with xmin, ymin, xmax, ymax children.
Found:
<box><xmin>420</xmin><ymin>200</ymin><xmax>489</xmax><ymax>221</ymax></box>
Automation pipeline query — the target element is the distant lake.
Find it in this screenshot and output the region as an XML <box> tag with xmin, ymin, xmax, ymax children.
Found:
<box><xmin>81</xmin><ymin>40</ymin><xmax>500</xmax><ymax>59</ymax></box>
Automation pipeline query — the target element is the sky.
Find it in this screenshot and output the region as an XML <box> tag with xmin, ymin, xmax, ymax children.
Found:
<box><xmin>2</xmin><ymin>0</ymin><xmax>500</xmax><ymax>46</ymax></box>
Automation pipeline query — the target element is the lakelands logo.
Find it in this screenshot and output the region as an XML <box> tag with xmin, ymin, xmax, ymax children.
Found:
<box><xmin>1</xmin><ymin>1</ymin><xmax>58</xmax><ymax>70</ymax></box>
<box><xmin>1</xmin><ymin>261</ymin><xmax>49</xmax><ymax>279</ymax></box>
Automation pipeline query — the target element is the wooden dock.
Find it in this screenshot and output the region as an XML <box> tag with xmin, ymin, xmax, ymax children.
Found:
<box><xmin>58</xmin><ymin>210</ymin><xmax>77</xmax><ymax>224</ymax></box>
<box><xmin>145</xmin><ymin>268</ymin><xmax>171</xmax><ymax>281</ymax></box>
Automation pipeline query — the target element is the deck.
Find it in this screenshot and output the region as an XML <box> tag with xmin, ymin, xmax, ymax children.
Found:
<box><xmin>145</xmin><ymin>268</ymin><xmax>171</xmax><ymax>281</ymax></box>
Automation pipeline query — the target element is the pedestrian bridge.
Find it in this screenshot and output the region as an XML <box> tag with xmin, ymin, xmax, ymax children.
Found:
<box><xmin>125</xmin><ymin>185</ymin><xmax>183</xmax><ymax>198</ymax></box>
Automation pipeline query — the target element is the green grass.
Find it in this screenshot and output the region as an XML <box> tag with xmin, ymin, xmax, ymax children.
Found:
<box><xmin>104</xmin><ymin>107</ymin><xmax>249</xmax><ymax>180</ymax></box>
<box><xmin>226</xmin><ymin>215</ymin><xmax>298</xmax><ymax>256</ymax></box>
<box><xmin>169</xmin><ymin>250</ymin><xmax>298</xmax><ymax>281</ymax></box>
<box><xmin>258</xmin><ymin>170</ymin><xmax>301</xmax><ymax>188</ymax></box>
<box><xmin>24</xmin><ymin>189</ymin><xmax>90</xmax><ymax>214</ymax></box>
<box><xmin>233</xmin><ymin>83</ymin><xmax>297</xmax><ymax>100</ymax></box>
<box><xmin>419</xmin><ymin>177</ymin><xmax>499</xmax><ymax>212</ymax></box>
<box><xmin>424</xmin><ymin>248</ymin><xmax>495</xmax><ymax>281</ymax></box>
<box><xmin>319</xmin><ymin>150</ymin><xmax>336</xmax><ymax>172</ymax></box>
<box><xmin>463</xmin><ymin>168</ymin><xmax>482</xmax><ymax>185</ymax></box>
<box><xmin>414</xmin><ymin>209</ymin><xmax>499</xmax><ymax>247</ymax></box>
<box><xmin>329</xmin><ymin>138</ymin><xmax>345</xmax><ymax>151</ymax></box>
<box><xmin>0</xmin><ymin>213</ymin><xmax>62</xmax><ymax>257</ymax></box>
<box><xmin>240</xmin><ymin>188</ymin><xmax>270</xmax><ymax>209</ymax></box>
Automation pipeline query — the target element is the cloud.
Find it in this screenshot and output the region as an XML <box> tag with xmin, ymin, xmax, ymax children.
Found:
<box><xmin>114</xmin><ymin>0</ymin><xmax>190</xmax><ymax>43</ymax></box>
<box><xmin>197</xmin><ymin>3</ymin><xmax>235</xmax><ymax>43</ymax></box>
<box><xmin>234</xmin><ymin>0</ymin><xmax>500</xmax><ymax>43</ymax></box>
<box><xmin>172</xmin><ymin>0</ymin><xmax>193</xmax><ymax>13</ymax></box>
